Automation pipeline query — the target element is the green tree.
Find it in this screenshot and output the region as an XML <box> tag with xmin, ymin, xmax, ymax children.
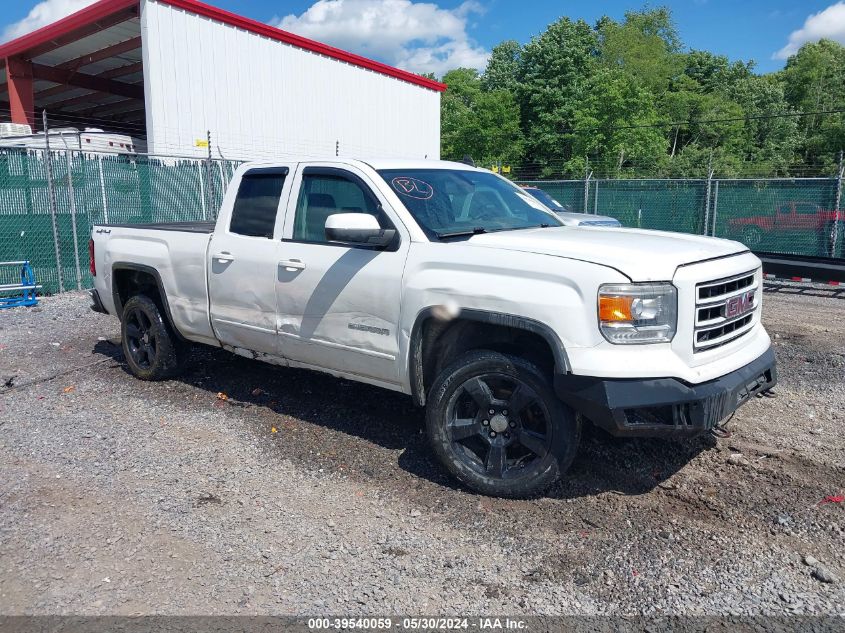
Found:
<box><xmin>440</xmin><ymin>68</ymin><xmax>523</xmax><ymax>165</ymax></box>
<box><xmin>780</xmin><ymin>39</ymin><xmax>845</xmax><ymax>166</ymax></box>
<box><xmin>482</xmin><ymin>40</ymin><xmax>522</xmax><ymax>93</ymax></box>
<box><xmin>683</xmin><ymin>50</ymin><xmax>753</xmax><ymax>93</ymax></box>
<box><xmin>597</xmin><ymin>7</ymin><xmax>682</xmax><ymax>94</ymax></box>
<box><xmin>516</xmin><ymin>17</ymin><xmax>597</xmax><ymax>173</ymax></box>
<box><xmin>569</xmin><ymin>68</ymin><xmax>667</xmax><ymax>176</ymax></box>
<box><xmin>726</xmin><ymin>74</ymin><xmax>798</xmax><ymax>174</ymax></box>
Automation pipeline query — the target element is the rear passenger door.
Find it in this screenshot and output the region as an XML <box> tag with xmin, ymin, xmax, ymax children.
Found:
<box><xmin>207</xmin><ymin>166</ymin><xmax>291</xmax><ymax>354</ymax></box>
<box><xmin>276</xmin><ymin>164</ymin><xmax>409</xmax><ymax>386</ymax></box>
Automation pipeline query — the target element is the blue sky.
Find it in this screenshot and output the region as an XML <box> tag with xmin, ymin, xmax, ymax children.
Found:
<box><xmin>2</xmin><ymin>0</ymin><xmax>843</xmax><ymax>75</ymax></box>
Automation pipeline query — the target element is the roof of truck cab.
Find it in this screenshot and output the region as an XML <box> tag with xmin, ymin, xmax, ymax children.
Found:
<box><xmin>238</xmin><ymin>159</ymin><xmax>484</xmax><ymax>172</ymax></box>
<box><xmin>362</xmin><ymin>159</ymin><xmax>480</xmax><ymax>171</ymax></box>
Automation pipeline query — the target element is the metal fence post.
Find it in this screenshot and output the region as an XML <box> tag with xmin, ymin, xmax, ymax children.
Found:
<box><xmin>593</xmin><ymin>180</ymin><xmax>599</xmax><ymax>215</ymax></box>
<box><xmin>62</xmin><ymin>143</ymin><xmax>83</xmax><ymax>290</ymax></box>
<box><xmin>833</xmin><ymin>150</ymin><xmax>843</xmax><ymax>258</ymax></box>
<box><xmin>97</xmin><ymin>156</ymin><xmax>110</xmax><ymax>224</ymax></box>
<box><xmin>204</xmin><ymin>130</ymin><xmax>215</xmax><ymax>219</ymax></box>
<box><xmin>584</xmin><ymin>169</ymin><xmax>592</xmax><ymax>214</ymax></box>
<box><xmin>703</xmin><ymin>159</ymin><xmax>714</xmax><ymax>236</ymax></box>
<box><xmin>197</xmin><ymin>161</ymin><xmax>207</xmax><ymax>221</ymax></box>
<box><xmin>711</xmin><ymin>180</ymin><xmax>720</xmax><ymax>237</ymax></box>
<box><xmin>42</xmin><ymin>110</ymin><xmax>64</xmax><ymax>294</ymax></box>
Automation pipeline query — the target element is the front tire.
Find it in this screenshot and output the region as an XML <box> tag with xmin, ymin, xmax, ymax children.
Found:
<box><xmin>121</xmin><ymin>294</ymin><xmax>187</xmax><ymax>381</ymax></box>
<box><xmin>426</xmin><ymin>350</ymin><xmax>580</xmax><ymax>498</ymax></box>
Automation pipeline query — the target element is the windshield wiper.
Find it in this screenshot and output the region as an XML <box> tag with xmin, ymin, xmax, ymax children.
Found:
<box><xmin>436</xmin><ymin>227</ymin><xmax>488</xmax><ymax>240</ymax></box>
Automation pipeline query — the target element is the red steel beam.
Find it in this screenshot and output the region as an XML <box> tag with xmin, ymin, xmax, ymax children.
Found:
<box><xmin>35</xmin><ymin>61</ymin><xmax>143</xmax><ymax>100</ymax></box>
<box><xmin>0</xmin><ymin>0</ymin><xmax>139</xmax><ymax>61</ymax></box>
<box><xmin>32</xmin><ymin>63</ymin><xmax>143</xmax><ymax>100</ymax></box>
<box><xmin>5</xmin><ymin>57</ymin><xmax>35</xmax><ymax>127</ymax></box>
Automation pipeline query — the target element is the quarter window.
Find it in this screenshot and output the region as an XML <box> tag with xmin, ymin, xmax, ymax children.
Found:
<box><xmin>230</xmin><ymin>171</ymin><xmax>286</xmax><ymax>238</ymax></box>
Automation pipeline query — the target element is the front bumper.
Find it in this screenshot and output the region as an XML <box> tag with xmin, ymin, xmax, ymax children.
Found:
<box><xmin>554</xmin><ymin>347</ymin><xmax>777</xmax><ymax>437</ymax></box>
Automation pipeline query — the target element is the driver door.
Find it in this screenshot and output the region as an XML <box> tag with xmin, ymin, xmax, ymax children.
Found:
<box><xmin>275</xmin><ymin>164</ymin><xmax>409</xmax><ymax>385</ymax></box>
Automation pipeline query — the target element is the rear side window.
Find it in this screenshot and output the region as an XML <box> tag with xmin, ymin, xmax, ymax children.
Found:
<box><xmin>230</xmin><ymin>171</ymin><xmax>286</xmax><ymax>238</ymax></box>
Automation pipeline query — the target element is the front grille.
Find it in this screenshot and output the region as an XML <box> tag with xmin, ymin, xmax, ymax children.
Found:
<box><xmin>694</xmin><ymin>270</ymin><xmax>758</xmax><ymax>352</ymax></box>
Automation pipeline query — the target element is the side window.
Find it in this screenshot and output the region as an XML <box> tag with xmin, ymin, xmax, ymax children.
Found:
<box><xmin>293</xmin><ymin>172</ymin><xmax>389</xmax><ymax>244</ymax></box>
<box><xmin>229</xmin><ymin>171</ymin><xmax>286</xmax><ymax>238</ymax></box>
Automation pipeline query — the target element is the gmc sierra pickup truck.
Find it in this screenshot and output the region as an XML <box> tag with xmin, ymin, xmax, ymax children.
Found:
<box><xmin>90</xmin><ymin>159</ymin><xmax>777</xmax><ymax>498</ymax></box>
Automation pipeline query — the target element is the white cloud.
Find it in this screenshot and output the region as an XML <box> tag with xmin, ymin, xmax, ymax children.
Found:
<box><xmin>1</xmin><ymin>0</ymin><xmax>97</xmax><ymax>43</ymax></box>
<box><xmin>774</xmin><ymin>1</ymin><xmax>845</xmax><ymax>59</ymax></box>
<box><xmin>271</xmin><ymin>0</ymin><xmax>490</xmax><ymax>77</ymax></box>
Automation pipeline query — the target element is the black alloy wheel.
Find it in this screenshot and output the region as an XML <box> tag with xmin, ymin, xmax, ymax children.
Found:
<box><xmin>427</xmin><ymin>350</ymin><xmax>580</xmax><ymax>498</ymax></box>
<box><xmin>121</xmin><ymin>294</ymin><xmax>187</xmax><ymax>381</ymax></box>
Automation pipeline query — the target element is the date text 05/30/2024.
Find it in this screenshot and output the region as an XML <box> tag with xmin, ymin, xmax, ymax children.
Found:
<box><xmin>308</xmin><ymin>618</ymin><xmax>528</xmax><ymax>630</ymax></box>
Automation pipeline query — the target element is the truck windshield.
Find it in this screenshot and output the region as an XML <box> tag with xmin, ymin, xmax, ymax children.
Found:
<box><xmin>377</xmin><ymin>169</ymin><xmax>563</xmax><ymax>239</ymax></box>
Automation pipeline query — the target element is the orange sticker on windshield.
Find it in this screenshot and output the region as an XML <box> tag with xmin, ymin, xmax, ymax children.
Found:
<box><xmin>391</xmin><ymin>177</ymin><xmax>434</xmax><ymax>200</ymax></box>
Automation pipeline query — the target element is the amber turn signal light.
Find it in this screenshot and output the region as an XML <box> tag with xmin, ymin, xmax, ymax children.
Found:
<box><xmin>599</xmin><ymin>295</ymin><xmax>633</xmax><ymax>322</ymax></box>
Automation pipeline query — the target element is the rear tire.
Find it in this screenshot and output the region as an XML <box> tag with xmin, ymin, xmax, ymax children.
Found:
<box><xmin>121</xmin><ymin>294</ymin><xmax>187</xmax><ymax>381</ymax></box>
<box><xmin>426</xmin><ymin>350</ymin><xmax>580</xmax><ymax>499</ymax></box>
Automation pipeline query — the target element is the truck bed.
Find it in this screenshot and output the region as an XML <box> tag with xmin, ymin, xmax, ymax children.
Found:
<box><xmin>95</xmin><ymin>221</ymin><xmax>216</xmax><ymax>233</ymax></box>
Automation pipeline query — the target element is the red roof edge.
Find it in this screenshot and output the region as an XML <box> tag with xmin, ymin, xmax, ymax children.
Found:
<box><xmin>158</xmin><ymin>0</ymin><xmax>446</xmax><ymax>92</ymax></box>
<box><xmin>0</xmin><ymin>0</ymin><xmax>139</xmax><ymax>60</ymax></box>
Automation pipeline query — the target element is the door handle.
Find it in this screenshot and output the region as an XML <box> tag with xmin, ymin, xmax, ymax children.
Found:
<box><xmin>279</xmin><ymin>259</ymin><xmax>306</xmax><ymax>271</ymax></box>
<box><xmin>213</xmin><ymin>252</ymin><xmax>235</xmax><ymax>263</ymax></box>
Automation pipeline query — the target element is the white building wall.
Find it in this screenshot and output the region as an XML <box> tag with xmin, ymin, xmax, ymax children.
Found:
<box><xmin>140</xmin><ymin>0</ymin><xmax>441</xmax><ymax>161</ymax></box>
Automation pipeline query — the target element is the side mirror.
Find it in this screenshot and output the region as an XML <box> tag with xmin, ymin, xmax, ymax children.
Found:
<box><xmin>325</xmin><ymin>213</ymin><xmax>395</xmax><ymax>248</ymax></box>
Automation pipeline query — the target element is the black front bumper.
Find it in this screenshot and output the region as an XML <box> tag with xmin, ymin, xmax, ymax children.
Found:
<box><xmin>554</xmin><ymin>347</ymin><xmax>777</xmax><ymax>437</ymax></box>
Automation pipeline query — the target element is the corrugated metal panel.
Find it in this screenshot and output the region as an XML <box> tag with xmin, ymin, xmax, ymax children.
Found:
<box><xmin>141</xmin><ymin>0</ymin><xmax>440</xmax><ymax>161</ymax></box>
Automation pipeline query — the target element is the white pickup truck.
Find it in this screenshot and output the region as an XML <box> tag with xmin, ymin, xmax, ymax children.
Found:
<box><xmin>90</xmin><ymin>159</ymin><xmax>777</xmax><ymax>498</ymax></box>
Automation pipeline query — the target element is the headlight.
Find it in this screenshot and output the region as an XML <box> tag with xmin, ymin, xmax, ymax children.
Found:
<box><xmin>598</xmin><ymin>283</ymin><xmax>677</xmax><ymax>344</ymax></box>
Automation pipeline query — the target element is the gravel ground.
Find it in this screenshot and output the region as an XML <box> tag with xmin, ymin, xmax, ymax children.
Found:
<box><xmin>0</xmin><ymin>285</ymin><xmax>843</xmax><ymax>616</ymax></box>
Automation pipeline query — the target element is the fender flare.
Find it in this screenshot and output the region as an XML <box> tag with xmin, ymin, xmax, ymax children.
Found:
<box><xmin>408</xmin><ymin>307</ymin><xmax>571</xmax><ymax>406</ymax></box>
<box><xmin>111</xmin><ymin>262</ymin><xmax>186</xmax><ymax>340</ymax></box>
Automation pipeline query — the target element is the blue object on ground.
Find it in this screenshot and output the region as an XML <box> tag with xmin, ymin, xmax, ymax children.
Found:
<box><xmin>0</xmin><ymin>261</ymin><xmax>41</xmax><ymax>309</ymax></box>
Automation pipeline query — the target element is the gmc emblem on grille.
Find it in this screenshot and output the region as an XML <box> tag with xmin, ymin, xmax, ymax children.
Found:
<box><xmin>723</xmin><ymin>291</ymin><xmax>755</xmax><ymax>318</ymax></box>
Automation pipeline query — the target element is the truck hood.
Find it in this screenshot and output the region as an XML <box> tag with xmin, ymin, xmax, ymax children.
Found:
<box><xmin>466</xmin><ymin>226</ymin><xmax>749</xmax><ymax>281</ymax></box>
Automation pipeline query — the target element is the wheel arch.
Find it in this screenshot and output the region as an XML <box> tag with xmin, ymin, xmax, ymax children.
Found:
<box><xmin>111</xmin><ymin>263</ymin><xmax>185</xmax><ymax>340</ymax></box>
<box><xmin>409</xmin><ymin>307</ymin><xmax>571</xmax><ymax>406</ymax></box>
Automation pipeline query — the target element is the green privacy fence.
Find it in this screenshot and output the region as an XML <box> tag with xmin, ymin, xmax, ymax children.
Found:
<box><xmin>1</xmin><ymin>150</ymin><xmax>843</xmax><ymax>297</ymax></box>
<box><xmin>520</xmin><ymin>177</ymin><xmax>844</xmax><ymax>259</ymax></box>
<box><xmin>0</xmin><ymin>147</ymin><xmax>241</xmax><ymax>294</ymax></box>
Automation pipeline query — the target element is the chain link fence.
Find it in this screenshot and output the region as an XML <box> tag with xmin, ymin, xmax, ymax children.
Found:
<box><xmin>1</xmin><ymin>147</ymin><xmax>843</xmax><ymax>297</ymax></box>
<box><xmin>0</xmin><ymin>147</ymin><xmax>241</xmax><ymax>294</ymax></box>
<box><xmin>519</xmin><ymin>176</ymin><xmax>845</xmax><ymax>259</ymax></box>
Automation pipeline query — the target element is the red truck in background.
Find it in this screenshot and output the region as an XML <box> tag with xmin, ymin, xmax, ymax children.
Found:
<box><xmin>728</xmin><ymin>201</ymin><xmax>844</xmax><ymax>256</ymax></box>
